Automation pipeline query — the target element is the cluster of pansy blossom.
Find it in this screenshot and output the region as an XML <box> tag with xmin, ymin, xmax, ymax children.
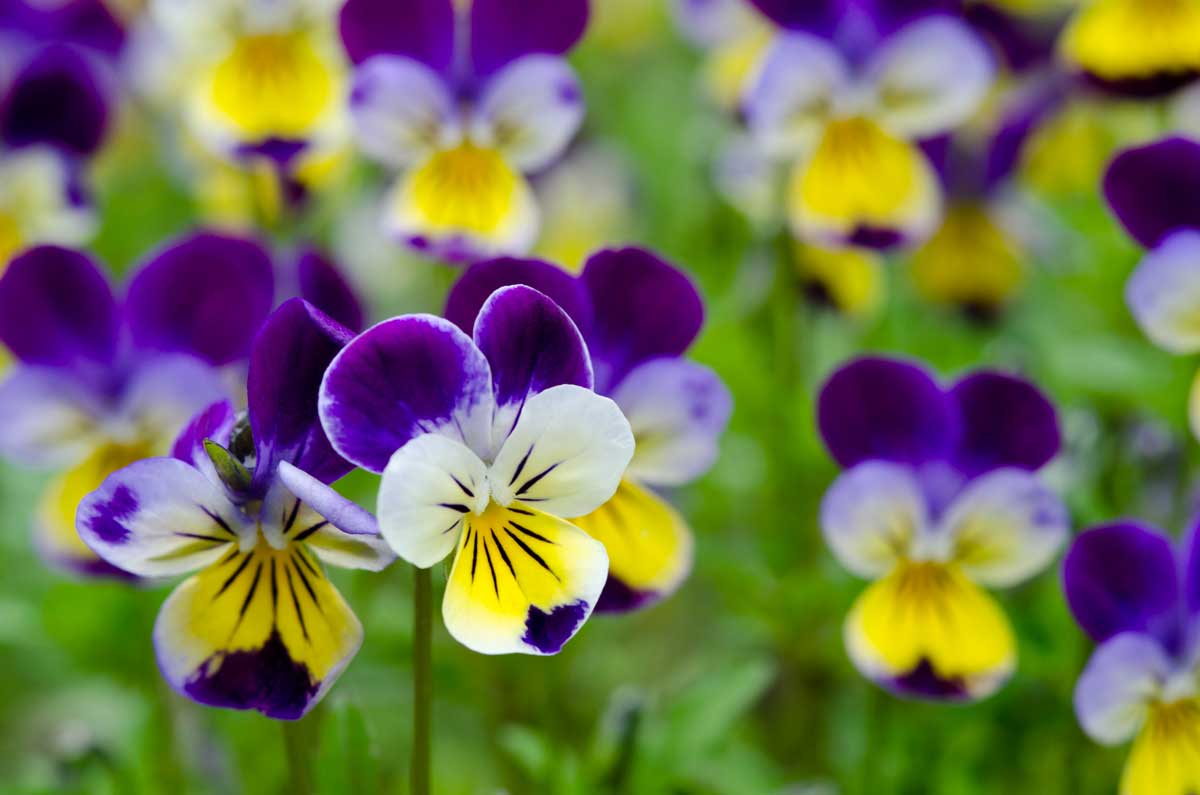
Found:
<box><xmin>0</xmin><ymin>0</ymin><xmax>125</xmax><ymax>268</ymax></box>
<box><xmin>340</xmin><ymin>0</ymin><xmax>589</xmax><ymax>261</ymax></box>
<box><xmin>1103</xmin><ymin>136</ymin><xmax>1200</xmax><ymax>441</ymax></box>
<box><xmin>1064</xmin><ymin>522</ymin><xmax>1200</xmax><ymax>795</ymax></box>
<box><xmin>817</xmin><ymin>356</ymin><xmax>1068</xmax><ymax>700</ymax></box>
<box><xmin>0</xmin><ymin>231</ymin><xmax>361</xmax><ymax>578</ymax></box>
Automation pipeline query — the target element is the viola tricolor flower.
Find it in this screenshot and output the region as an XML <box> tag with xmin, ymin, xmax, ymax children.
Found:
<box><xmin>319</xmin><ymin>285</ymin><xmax>635</xmax><ymax>654</ymax></box>
<box><xmin>1059</xmin><ymin>0</ymin><xmax>1200</xmax><ymax>94</ymax></box>
<box><xmin>444</xmin><ymin>248</ymin><xmax>733</xmax><ymax>612</ymax></box>
<box><xmin>795</xmin><ymin>244</ymin><xmax>884</xmax><ymax>318</ymax></box>
<box><xmin>740</xmin><ymin>0</ymin><xmax>995</xmax><ymax>249</ymax></box>
<box><xmin>1064</xmin><ymin>522</ymin><xmax>1200</xmax><ymax>795</ymax></box>
<box><xmin>78</xmin><ymin>300</ymin><xmax>392</xmax><ymax>719</ymax></box>
<box><xmin>340</xmin><ymin>0</ymin><xmax>589</xmax><ymax>261</ymax></box>
<box><xmin>0</xmin><ymin>235</ymin><xmax>272</xmax><ymax>577</ymax></box>
<box><xmin>1103</xmin><ymin>136</ymin><xmax>1200</xmax><ymax>440</ymax></box>
<box><xmin>134</xmin><ymin>0</ymin><xmax>349</xmax><ymax>180</ymax></box>
<box><xmin>673</xmin><ymin>0</ymin><xmax>775</xmax><ymax>111</ymax></box>
<box><xmin>817</xmin><ymin>356</ymin><xmax>1068</xmax><ymax>700</ymax></box>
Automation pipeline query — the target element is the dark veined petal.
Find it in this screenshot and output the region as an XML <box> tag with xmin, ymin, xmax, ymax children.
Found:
<box><xmin>1063</xmin><ymin>522</ymin><xmax>1181</xmax><ymax>645</ymax></box>
<box><xmin>125</xmin><ymin>231</ymin><xmax>275</xmax><ymax>366</ymax></box>
<box><xmin>153</xmin><ymin>540</ymin><xmax>363</xmax><ymax>719</ymax></box>
<box><xmin>816</xmin><ymin>356</ymin><xmax>957</xmax><ymax>469</ymax></box>
<box><xmin>469</xmin><ymin>0</ymin><xmax>589</xmax><ymax>78</ymax></box>
<box><xmin>249</xmin><ymin>299</ymin><xmax>355</xmax><ymax>486</ymax></box>
<box><xmin>0</xmin><ymin>246</ymin><xmax>118</xmax><ymax>369</ymax></box>
<box><xmin>442</xmin><ymin>501</ymin><xmax>608</xmax><ymax>655</ymax></box>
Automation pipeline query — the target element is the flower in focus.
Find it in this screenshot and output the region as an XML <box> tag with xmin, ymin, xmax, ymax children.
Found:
<box><xmin>341</xmin><ymin>0</ymin><xmax>589</xmax><ymax>261</ymax></box>
<box><xmin>817</xmin><ymin>356</ymin><xmax>1068</xmax><ymax>700</ymax></box>
<box><xmin>741</xmin><ymin>0</ymin><xmax>996</xmax><ymax>249</ymax></box>
<box><xmin>1059</xmin><ymin>0</ymin><xmax>1200</xmax><ymax>95</ymax></box>
<box><xmin>1103</xmin><ymin>136</ymin><xmax>1200</xmax><ymax>440</ymax></box>
<box><xmin>132</xmin><ymin>0</ymin><xmax>350</xmax><ymax>194</ymax></box>
<box><xmin>1064</xmin><ymin>521</ymin><xmax>1200</xmax><ymax>795</ymax></box>
<box><xmin>78</xmin><ymin>299</ymin><xmax>392</xmax><ymax>719</ymax></box>
<box><xmin>319</xmin><ymin>284</ymin><xmax>634</xmax><ymax>653</ymax></box>
<box><xmin>0</xmin><ymin>235</ymin><xmax>272</xmax><ymax>577</ymax></box>
<box><xmin>444</xmin><ymin>248</ymin><xmax>733</xmax><ymax>612</ymax></box>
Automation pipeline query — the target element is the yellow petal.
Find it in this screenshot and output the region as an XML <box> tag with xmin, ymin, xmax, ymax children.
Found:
<box><xmin>909</xmin><ymin>202</ymin><xmax>1025</xmax><ymax>313</ymax></box>
<box><xmin>794</xmin><ymin>243</ymin><xmax>885</xmax><ymax>318</ymax></box>
<box><xmin>1061</xmin><ymin>0</ymin><xmax>1200</xmax><ymax>81</ymax></box>
<box><xmin>1122</xmin><ymin>700</ymin><xmax>1200</xmax><ymax>795</ymax></box>
<box><xmin>570</xmin><ymin>479</ymin><xmax>693</xmax><ymax>612</ymax></box>
<box><xmin>845</xmin><ymin>562</ymin><xmax>1015</xmax><ymax>699</ymax></box>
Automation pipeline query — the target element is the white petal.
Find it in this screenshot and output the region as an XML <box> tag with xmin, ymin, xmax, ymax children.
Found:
<box><xmin>488</xmin><ymin>385</ymin><xmax>635</xmax><ymax>519</ymax></box>
<box><xmin>472</xmin><ymin>55</ymin><xmax>584</xmax><ymax>172</ymax></box>
<box><xmin>743</xmin><ymin>32</ymin><xmax>848</xmax><ymax>156</ymax></box>
<box><xmin>1075</xmin><ymin>633</ymin><xmax>1170</xmax><ymax>746</ymax></box>
<box><xmin>940</xmin><ymin>468</ymin><xmax>1069</xmax><ymax>588</ymax></box>
<box><xmin>349</xmin><ymin>55</ymin><xmax>457</xmax><ymax>168</ymax></box>
<box><xmin>867</xmin><ymin>16</ymin><xmax>995</xmax><ymax>139</ymax></box>
<box><xmin>377</xmin><ymin>434</ymin><xmax>490</xmax><ymax>568</ymax></box>
<box><xmin>819</xmin><ymin>461</ymin><xmax>927</xmax><ymax>579</ymax></box>
<box><xmin>1126</xmin><ymin>230</ymin><xmax>1200</xmax><ymax>355</ymax></box>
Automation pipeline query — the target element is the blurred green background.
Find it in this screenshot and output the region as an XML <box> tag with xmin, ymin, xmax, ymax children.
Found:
<box><xmin>1</xmin><ymin>3</ymin><xmax>1196</xmax><ymax>793</ymax></box>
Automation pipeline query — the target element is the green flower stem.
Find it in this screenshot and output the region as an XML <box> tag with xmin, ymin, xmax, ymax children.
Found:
<box><xmin>282</xmin><ymin>710</ymin><xmax>319</xmax><ymax>795</ymax></box>
<box><xmin>412</xmin><ymin>566</ymin><xmax>434</xmax><ymax>795</ymax></box>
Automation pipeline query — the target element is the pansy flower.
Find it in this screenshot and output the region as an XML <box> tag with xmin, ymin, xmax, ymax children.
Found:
<box><xmin>1103</xmin><ymin>136</ymin><xmax>1200</xmax><ymax>440</ymax></box>
<box><xmin>78</xmin><ymin>299</ymin><xmax>392</xmax><ymax>719</ymax></box>
<box><xmin>444</xmin><ymin>248</ymin><xmax>733</xmax><ymax>612</ymax></box>
<box><xmin>0</xmin><ymin>231</ymin><xmax>361</xmax><ymax>577</ymax></box>
<box><xmin>817</xmin><ymin>356</ymin><xmax>1069</xmax><ymax>700</ymax></box>
<box><xmin>340</xmin><ymin>0</ymin><xmax>589</xmax><ymax>261</ymax></box>
<box><xmin>319</xmin><ymin>285</ymin><xmax>635</xmax><ymax>653</ymax></box>
<box><xmin>1059</xmin><ymin>0</ymin><xmax>1200</xmax><ymax>95</ymax></box>
<box><xmin>964</xmin><ymin>0</ymin><xmax>1072</xmax><ymax>75</ymax></box>
<box><xmin>673</xmin><ymin>0</ymin><xmax>775</xmax><ymax>111</ymax></box>
<box><xmin>741</xmin><ymin>0</ymin><xmax>995</xmax><ymax>249</ymax></box>
<box><xmin>795</xmin><ymin>244</ymin><xmax>885</xmax><ymax>319</ymax></box>
<box><xmin>1064</xmin><ymin>522</ymin><xmax>1200</xmax><ymax>795</ymax></box>
<box><xmin>133</xmin><ymin>0</ymin><xmax>349</xmax><ymax>181</ymax></box>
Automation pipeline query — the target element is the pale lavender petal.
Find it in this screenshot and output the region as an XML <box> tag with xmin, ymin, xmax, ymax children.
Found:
<box><xmin>0</xmin><ymin>366</ymin><xmax>103</xmax><ymax>466</ymax></box>
<box><xmin>1075</xmin><ymin>633</ymin><xmax>1170</xmax><ymax>745</ymax></box>
<box><xmin>474</xmin><ymin>55</ymin><xmax>584</xmax><ymax>171</ymax></box>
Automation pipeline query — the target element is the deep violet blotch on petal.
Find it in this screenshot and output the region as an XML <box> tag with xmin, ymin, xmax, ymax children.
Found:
<box><xmin>0</xmin><ymin>44</ymin><xmax>110</xmax><ymax>156</ymax></box>
<box><xmin>522</xmin><ymin>600</ymin><xmax>590</xmax><ymax>654</ymax></box>
<box><xmin>890</xmin><ymin>660</ymin><xmax>970</xmax><ymax>701</ymax></box>
<box><xmin>594</xmin><ymin>577</ymin><xmax>658</xmax><ymax>614</ymax></box>
<box><xmin>181</xmin><ymin>632</ymin><xmax>319</xmax><ymax>721</ymax></box>
<box><xmin>85</xmin><ymin>485</ymin><xmax>138</xmax><ymax>544</ymax></box>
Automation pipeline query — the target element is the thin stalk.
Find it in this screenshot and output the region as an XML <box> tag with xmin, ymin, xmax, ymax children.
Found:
<box><xmin>412</xmin><ymin>566</ymin><xmax>433</xmax><ymax>795</ymax></box>
<box><xmin>282</xmin><ymin>713</ymin><xmax>317</xmax><ymax>795</ymax></box>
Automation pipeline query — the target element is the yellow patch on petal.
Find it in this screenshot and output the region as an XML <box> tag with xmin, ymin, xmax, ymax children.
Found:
<box><xmin>705</xmin><ymin>28</ymin><xmax>774</xmax><ymax>111</ymax></box>
<box><xmin>35</xmin><ymin>441</ymin><xmax>153</xmax><ymax>570</ymax></box>
<box><xmin>442</xmin><ymin>501</ymin><xmax>607</xmax><ymax>655</ymax></box>
<box><xmin>157</xmin><ymin>538</ymin><xmax>361</xmax><ymax>685</ymax></box>
<box><xmin>209</xmin><ymin>32</ymin><xmax>337</xmax><ymax>139</ymax></box>
<box><xmin>910</xmin><ymin>203</ymin><xmax>1025</xmax><ymax>312</ymax></box>
<box><xmin>571</xmin><ymin>479</ymin><xmax>692</xmax><ymax>604</ymax></box>
<box><xmin>794</xmin><ymin>244</ymin><xmax>885</xmax><ymax>318</ymax></box>
<box><xmin>1061</xmin><ymin>0</ymin><xmax>1200</xmax><ymax>81</ymax></box>
<box><xmin>0</xmin><ymin>209</ymin><xmax>23</xmax><ymax>267</ymax></box>
<box><xmin>791</xmin><ymin>116</ymin><xmax>939</xmax><ymax>246</ymax></box>
<box><xmin>1121</xmin><ymin>700</ymin><xmax>1200</xmax><ymax>795</ymax></box>
<box><xmin>845</xmin><ymin>562</ymin><xmax>1015</xmax><ymax>697</ymax></box>
<box><xmin>1020</xmin><ymin>103</ymin><xmax>1125</xmax><ymax>196</ymax></box>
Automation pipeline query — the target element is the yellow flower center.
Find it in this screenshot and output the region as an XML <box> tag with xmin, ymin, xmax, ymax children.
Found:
<box><xmin>210</xmin><ymin>32</ymin><xmax>336</xmax><ymax>138</ymax></box>
<box><xmin>1122</xmin><ymin>699</ymin><xmax>1200</xmax><ymax>795</ymax></box>
<box><xmin>404</xmin><ymin>143</ymin><xmax>520</xmax><ymax>235</ymax></box>
<box><xmin>0</xmin><ymin>209</ymin><xmax>23</xmax><ymax>268</ymax></box>
<box><xmin>1061</xmin><ymin>0</ymin><xmax>1200</xmax><ymax>80</ymax></box>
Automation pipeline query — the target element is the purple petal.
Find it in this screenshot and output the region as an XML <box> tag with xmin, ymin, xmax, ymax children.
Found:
<box><xmin>171</xmin><ymin>399</ymin><xmax>236</xmax><ymax>470</ymax></box>
<box><xmin>1063</xmin><ymin>522</ymin><xmax>1182</xmax><ymax>646</ymax></box>
<box><xmin>339</xmin><ymin>0</ymin><xmax>455</xmax><ymax>70</ymax></box>
<box><xmin>744</xmin><ymin>0</ymin><xmax>841</xmax><ymax>34</ymax></box>
<box><xmin>816</xmin><ymin>356</ymin><xmax>957</xmax><ymax>469</ymax></box>
<box><xmin>1103</xmin><ymin>137</ymin><xmax>1200</xmax><ymax>249</ymax></box>
<box><xmin>318</xmin><ymin>315</ymin><xmax>493</xmax><ymax>473</ymax></box>
<box><xmin>445</xmin><ymin>256</ymin><xmax>592</xmax><ymax>336</ymax></box>
<box><xmin>867</xmin><ymin>0</ymin><xmax>964</xmax><ymax>36</ymax></box>
<box><xmin>982</xmin><ymin>78</ymin><xmax>1064</xmax><ymax>193</ymax></box>
<box><xmin>249</xmin><ymin>300</ymin><xmax>355</xmax><ymax>486</ymax></box>
<box><xmin>278</xmin><ymin>461</ymin><xmax>379</xmax><ymax>537</ymax></box>
<box><xmin>0</xmin><ymin>0</ymin><xmax>125</xmax><ymax>55</ymax></box>
<box><xmin>469</xmin><ymin>0</ymin><xmax>589</xmax><ymax>78</ymax></box>
<box><xmin>125</xmin><ymin>232</ymin><xmax>276</xmax><ymax>366</ymax></box>
<box><xmin>580</xmin><ymin>247</ymin><xmax>704</xmax><ymax>393</ymax></box>
<box><xmin>473</xmin><ymin>285</ymin><xmax>592</xmax><ymax>416</ymax></box>
<box><xmin>1181</xmin><ymin>519</ymin><xmax>1200</xmax><ymax>617</ymax></box>
<box><xmin>295</xmin><ymin>248</ymin><xmax>365</xmax><ymax>333</ymax></box>
<box><xmin>964</xmin><ymin>3</ymin><xmax>1065</xmax><ymax>73</ymax></box>
<box><xmin>0</xmin><ymin>44</ymin><xmax>110</xmax><ymax>156</ymax></box>
<box><xmin>0</xmin><ymin>245</ymin><xmax>117</xmax><ymax>368</ymax></box>
<box><xmin>948</xmin><ymin>371</ymin><xmax>1060</xmax><ymax>477</ymax></box>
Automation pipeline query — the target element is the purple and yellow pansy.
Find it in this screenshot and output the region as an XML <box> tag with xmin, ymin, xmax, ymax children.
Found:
<box><xmin>444</xmin><ymin>247</ymin><xmax>733</xmax><ymax>612</ymax></box>
<box><xmin>78</xmin><ymin>299</ymin><xmax>392</xmax><ymax>719</ymax></box>
<box><xmin>1103</xmin><ymin>136</ymin><xmax>1200</xmax><ymax>440</ymax></box>
<box><xmin>741</xmin><ymin>0</ymin><xmax>996</xmax><ymax>249</ymax></box>
<box><xmin>1065</xmin><ymin>521</ymin><xmax>1200</xmax><ymax>795</ymax></box>
<box><xmin>817</xmin><ymin>356</ymin><xmax>1068</xmax><ymax>700</ymax></box>
<box><xmin>340</xmin><ymin>0</ymin><xmax>589</xmax><ymax>261</ymax></box>
<box><xmin>319</xmin><ymin>283</ymin><xmax>635</xmax><ymax>654</ymax></box>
